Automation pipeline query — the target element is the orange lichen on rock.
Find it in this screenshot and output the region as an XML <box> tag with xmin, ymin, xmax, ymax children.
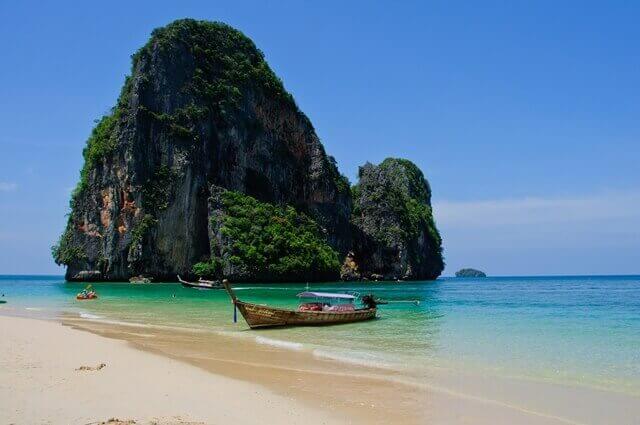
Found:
<box><xmin>76</xmin><ymin>220</ymin><xmax>102</xmax><ymax>238</ymax></box>
<box><xmin>101</xmin><ymin>188</ymin><xmax>112</xmax><ymax>208</ymax></box>
<box><xmin>84</xmin><ymin>223</ymin><xmax>102</xmax><ymax>238</ymax></box>
<box><xmin>121</xmin><ymin>188</ymin><xmax>138</xmax><ymax>214</ymax></box>
<box><xmin>100</xmin><ymin>189</ymin><xmax>113</xmax><ymax>228</ymax></box>
<box><xmin>100</xmin><ymin>209</ymin><xmax>111</xmax><ymax>229</ymax></box>
<box><xmin>117</xmin><ymin>215</ymin><xmax>127</xmax><ymax>234</ymax></box>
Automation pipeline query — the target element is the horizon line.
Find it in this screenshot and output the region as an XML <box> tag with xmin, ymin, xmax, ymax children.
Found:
<box><xmin>0</xmin><ymin>273</ymin><xmax>638</xmax><ymax>279</ymax></box>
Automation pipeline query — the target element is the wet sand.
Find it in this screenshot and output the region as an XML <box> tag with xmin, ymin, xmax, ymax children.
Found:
<box><xmin>2</xmin><ymin>313</ymin><xmax>639</xmax><ymax>424</ymax></box>
<box><xmin>63</xmin><ymin>314</ymin><xmax>640</xmax><ymax>425</ymax></box>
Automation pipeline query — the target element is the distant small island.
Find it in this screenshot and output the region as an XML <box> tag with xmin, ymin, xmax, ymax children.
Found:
<box><xmin>455</xmin><ymin>268</ymin><xmax>487</xmax><ymax>278</ymax></box>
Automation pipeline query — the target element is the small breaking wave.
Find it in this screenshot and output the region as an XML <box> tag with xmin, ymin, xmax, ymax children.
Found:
<box><xmin>69</xmin><ymin>315</ymin><xmax>209</xmax><ymax>333</ymax></box>
<box><xmin>312</xmin><ymin>349</ymin><xmax>395</xmax><ymax>370</ymax></box>
<box><xmin>215</xmin><ymin>330</ymin><xmax>251</xmax><ymax>339</ymax></box>
<box><xmin>232</xmin><ymin>287</ymin><xmax>287</xmax><ymax>291</ymax></box>
<box><xmin>79</xmin><ymin>312</ymin><xmax>102</xmax><ymax>320</ymax></box>
<box><xmin>255</xmin><ymin>336</ymin><xmax>304</xmax><ymax>351</ymax></box>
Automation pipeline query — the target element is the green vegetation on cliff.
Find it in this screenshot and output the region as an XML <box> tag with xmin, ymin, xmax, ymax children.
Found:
<box><xmin>82</xmin><ymin>114</ymin><xmax>119</xmax><ymax>172</ymax></box>
<box><xmin>52</xmin><ymin>227</ymin><xmax>86</xmax><ymax>266</ymax></box>
<box><xmin>192</xmin><ymin>257</ymin><xmax>223</xmax><ymax>278</ymax></box>
<box><xmin>71</xmin><ymin>75</ymin><xmax>134</xmax><ymax>207</ymax></box>
<box><xmin>134</xmin><ymin>19</ymin><xmax>296</xmax><ymax>122</ymax></box>
<box><xmin>129</xmin><ymin>214</ymin><xmax>157</xmax><ymax>250</ymax></box>
<box><xmin>141</xmin><ymin>165</ymin><xmax>176</xmax><ymax>212</ymax></box>
<box><xmin>194</xmin><ymin>191</ymin><xmax>340</xmax><ymax>281</ymax></box>
<box><xmin>328</xmin><ymin>155</ymin><xmax>350</xmax><ymax>194</ymax></box>
<box><xmin>54</xmin><ymin>110</ymin><xmax>122</xmax><ymax>267</ymax></box>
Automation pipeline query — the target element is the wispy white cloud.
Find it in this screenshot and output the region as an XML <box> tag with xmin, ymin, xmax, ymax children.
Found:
<box><xmin>433</xmin><ymin>190</ymin><xmax>640</xmax><ymax>228</ymax></box>
<box><xmin>433</xmin><ymin>190</ymin><xmax>640</xmax><ymax>275</ymax></box>
<box><xmin>0</xmin><ymin>182</ymin><xmax>17</xmax><ymax>192</ymax></box>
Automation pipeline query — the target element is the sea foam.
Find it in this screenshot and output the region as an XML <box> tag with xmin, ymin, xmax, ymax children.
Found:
<box><xmin>255</xmin><ymin>336</ymin><xmax>304</xmax><ymax>351</ymax></box>
<box><xmin>312</xmin><ymin>349</ymin><xmax>395</xmax><ymax>370</ymax></box>
<box><xmin>79</xmin><ymin>312</ymin><xmax>102</xmax><ymax>320</ymax></box>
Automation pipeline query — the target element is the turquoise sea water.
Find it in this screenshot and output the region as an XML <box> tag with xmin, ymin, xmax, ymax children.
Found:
<box><xmin>1</xmin><ymin>275</ymin><xmax>639</xmax><ymax>395</ymax></box>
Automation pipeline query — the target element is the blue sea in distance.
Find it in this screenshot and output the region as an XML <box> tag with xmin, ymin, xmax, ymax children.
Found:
<box><xmin>1</xmin><ymin>274</ymin><xmax>639</xmax><ymax>395</ymax></box>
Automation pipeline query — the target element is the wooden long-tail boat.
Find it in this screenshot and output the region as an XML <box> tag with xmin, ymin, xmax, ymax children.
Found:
<box><xmin>222</xmin><ymin>280</ymin><xmax>378</xmax><ymax>329</ymax></box>
<box><xmin>178</xmin><ymin>275</ymin><xmax>223</xmax><ymax>290</ymax></box>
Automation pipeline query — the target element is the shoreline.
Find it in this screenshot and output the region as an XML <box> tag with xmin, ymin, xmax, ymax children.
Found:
<box><xmin>0</xmin><ymin>315</ymin><xmax>347</xmax><ymax>425</ymax></box>
<box><xmin>55</xmin><ymin>313</ymin><xmax>640</xmax><ymax>424</ymax></box>
<box><xmin>62</xmin><ymin>314</ymin><xmax>427</xmax><ymax>424</ymax></box>
<box><xmin>2</xmin><ymin>311</ymin><xmax>639</xmax><ymax>424</ymax></box>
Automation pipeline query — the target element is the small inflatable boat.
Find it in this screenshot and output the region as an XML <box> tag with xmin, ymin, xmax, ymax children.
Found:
<box><xmin>76</xmin><ymin>292</ymin><xmax>98</xmax><ymax>300</ymax></box>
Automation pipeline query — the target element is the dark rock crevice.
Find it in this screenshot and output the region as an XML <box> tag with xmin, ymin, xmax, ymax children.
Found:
<box><xmin>53</xmin><ymin>19</ymin><xmax>443</xmax><ymax>282</ymax></box>
<box><xmin>55</xmin><ymin>19</ymin><xmax>351</xmax><ymax>282</ymax></box>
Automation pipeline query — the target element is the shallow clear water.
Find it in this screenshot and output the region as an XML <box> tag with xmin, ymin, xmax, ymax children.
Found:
<box><xmin>1</xmin><ymin>274</ymin><xmax>639</xmax><ymax>394</ymax></box>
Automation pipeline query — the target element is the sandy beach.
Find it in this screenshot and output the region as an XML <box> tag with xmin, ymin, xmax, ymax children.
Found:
<box><xmin>2</xmin><ymin>313</ymin><xmax>639</xmax><ymax>425</ymax></box>
<box><xmin>0</xmin><ymin>316</ymin><xmax>342</xmax><ymax>425</ymax></box>
<box><xmin>2</xmin><ymin>2</ymin><xmax>639</xmax><ymax>424</ymax></box>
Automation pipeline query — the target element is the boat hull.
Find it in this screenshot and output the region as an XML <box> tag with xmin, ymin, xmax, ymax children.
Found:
<box><xmin>235</xmin><ymin>301</ymin><xmax>377</xmax><ymax>329</ymax></box>
<box><xmin>178</xmin><ymin>275</ymin><xmax>222</xmax><ymax>289</ymax></box>
<box><xmin>180</xmin><ymin>281</ymin><xmax>222</xmax><ymax>290</ymax></box>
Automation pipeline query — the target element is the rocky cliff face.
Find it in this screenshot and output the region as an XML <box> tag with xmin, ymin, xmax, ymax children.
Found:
<box><xmin>54</xmin><ymin>19</ymin><xmax>444</xmax><ymax>282</ymax></box>
<box><xmin>53</xmin><ymin>19</ymin><xmax>351</xmax><ymax>281</ymax></box>
<box><xmin>348</xmin><ymin>159</ymin><xmax>444</xmax><ymax>281</ymax></box>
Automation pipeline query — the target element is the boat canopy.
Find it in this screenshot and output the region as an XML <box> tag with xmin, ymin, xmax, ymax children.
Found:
<box><xmin>296</xmin><ymin>291</ymin><xmax>355</xmax><ymax>300</ymax></box>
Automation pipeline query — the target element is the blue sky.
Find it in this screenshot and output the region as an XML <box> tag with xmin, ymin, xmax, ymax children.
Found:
<box><xmin>0</xmin><ymin>1</ymin><xmax>638</xmax><ymax>275</ymax></box>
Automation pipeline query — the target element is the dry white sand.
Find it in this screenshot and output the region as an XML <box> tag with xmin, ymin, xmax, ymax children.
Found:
<box><xmin>0</xmin><ymin>316</ymin><xmax>341</xmax><ymax>425</ymax></box>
